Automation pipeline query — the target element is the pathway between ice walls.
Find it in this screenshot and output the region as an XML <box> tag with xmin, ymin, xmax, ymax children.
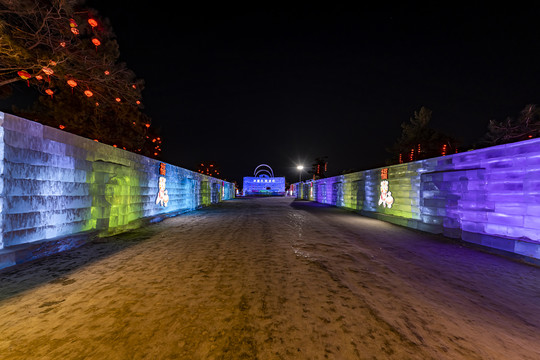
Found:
<box><xmin>0</xmin><ymin>112</ymin><xmax>235</xmax><ymax>269</ymax></box>
<box><xmin>292</xmin><ymin>138</ymin><xmax>540</xmax><ymax>261</ymax></box>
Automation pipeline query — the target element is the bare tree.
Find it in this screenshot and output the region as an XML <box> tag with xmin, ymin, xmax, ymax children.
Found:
<box><xmin>0</xmin><ymin>0</ymin><xmax>161</xmax><ymax>157</ymax></box>
<box><xmin>0</xmin><ymin>0</ymin><xmax>142</xmax><ymax>107</ymax></box>
<box><xmin>485</xmin><ymin>104</ymin><xmax>540</xmax><ymax>145</ymax></box>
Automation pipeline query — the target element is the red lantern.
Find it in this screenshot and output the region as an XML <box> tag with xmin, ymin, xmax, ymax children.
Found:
<box><xmin>88</xmin><ymin>18</ymin><xmax>98</xmax><ymax>28</ymax></box>
<box><xmin>92</xmin><ymin>38</ymin><xmax>101</xmax><ymax>49</ymax></box>
<box><xmin>42</xmin><ymin>67</ymin><xmax>54</xmax><ymax>81</ymax></box>
<box><xmin>132</xmin><ymin>84</ymin><xmax>137</xmax><ymax>89</ymax></box>
<box><xmin>67</xmin><ymin>79</ymin><xmax>77</xmax><ymax>94</ymax></box>
<box><xmin>84</xmin><ymin>90</ymin><xmax>93</xmax><ymax>97</ymax></box>
<box><xmin>136</xmin><ymin>100</ymin><xmax>141</xmax><ymax>105</ymax></box>
<box><xmin>45</xmin><ymin>89</ymin><xmax>54</xmax><ymax>98</ymax></box>
<box><xmin>145</xmin><ymin>123</ymin><xmax>150</xmax><ymax>128</ymax></box>
<box><xmin>59</xmin><ymin>125</ymin><xmax>65</xmax><ymax>130</ymax></box>
<box><xmin>115</xmin><ymin>97</ymin><xmax>121</xmax><ymax>102</ymax></box>
<box><xmin>71</xmin><ymin>28</ymin><xmax>79</xmax><ymax>35</ymax></box>
<box><xmin>69</xmin><ymin>18</ymin><xmax>78</xmax><ymax>28</ymax></box>
<box><xmin>104</xmin><ymin>70</ymin><xmax>110</xmax><ymax>75</ymax></box>
<box><xmin>35</xmin><ymin>75</ymin><xmax>43</xmax><ymax>81</ymax></box>
<box><xmin>17</xmin><ymin>70</ymin><xmax>31</xmax><ymax>86</ymax></box>
<box><xmin>60</xmin><ymin>41</ymin><xmax>66</xmax><ymax>47</ymax></box>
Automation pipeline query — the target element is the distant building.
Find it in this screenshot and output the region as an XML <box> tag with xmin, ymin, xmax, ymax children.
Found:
<box><xmin>242</xmin><ymin>164</ymin><xmax>285</xmax><ymax>196</ymax></box>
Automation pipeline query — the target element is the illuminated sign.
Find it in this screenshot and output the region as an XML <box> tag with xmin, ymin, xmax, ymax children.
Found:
<box><xmin>242</xmin><ymin>164</ymin><xmax>285</xmax><ymax>196</ymax></box>
<box><xmin>378</xmin><ymin>180</ymin><xmax>394</xmax><ymax>208</ymax></box>
<box><xmin>156</xmin><ymin>163</ymin><xmax>169</xmax><ymax>207</ymax></box>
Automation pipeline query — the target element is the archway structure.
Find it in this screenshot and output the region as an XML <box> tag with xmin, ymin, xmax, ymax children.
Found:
<box><xmin>254</xmin><ymin>164</ymin><xmax>274</xmax><ymax>178</ymax></box>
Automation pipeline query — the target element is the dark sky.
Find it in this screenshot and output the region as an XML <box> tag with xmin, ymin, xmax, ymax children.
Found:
<box><xmin>33</xmin><ymin>4</ymin><xmax>540</xmax><ymax>184</ymax></box>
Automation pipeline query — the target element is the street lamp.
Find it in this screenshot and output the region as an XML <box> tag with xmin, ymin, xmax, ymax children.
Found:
<box><xmin>297</xmin><ymin>165</ymin><xmax>304</xmax><ymax>182</ymax></box>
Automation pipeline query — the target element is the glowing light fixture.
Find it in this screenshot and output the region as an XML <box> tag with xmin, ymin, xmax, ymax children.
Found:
<box><xmin>92</xmin><ymin>38</ymin><xmax>101</xmax><ymax>48</ymax></box>
<box><xmin>18</xmin><ymin>70</ymin><xmax>31</xmax><ymax>86</ymax></box>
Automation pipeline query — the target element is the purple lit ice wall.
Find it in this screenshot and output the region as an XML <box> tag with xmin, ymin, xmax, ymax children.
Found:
<box><xmin>0</xmin><ymin>112</ymin><xmax>234</xmax><ymax>269</ymax></box>
<box><xmin>294</xmin><ymin>138</ymin><xmax>540</xmax><ymax>261</ymax></box>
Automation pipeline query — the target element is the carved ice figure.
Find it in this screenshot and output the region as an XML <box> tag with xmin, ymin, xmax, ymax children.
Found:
<box><xmin>378</xmin><ymin>180</ymin><xmax>394</xmax><ymax>208</ymax></box>
<box><xmin>156</xmin><ymin>176</ymin><xmax>169</xmax><ymax>207</ymax></box>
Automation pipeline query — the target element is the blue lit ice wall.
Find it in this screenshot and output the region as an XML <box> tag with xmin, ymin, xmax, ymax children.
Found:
<box><xmin>294</xmin><ymin>138</ymin><xmax>540</xmax><ymax>260</ymax></box>
<box><xmin>0</xmin><ymin>112</ymin><xmax>233</xmax><ymax>252</ymax></box>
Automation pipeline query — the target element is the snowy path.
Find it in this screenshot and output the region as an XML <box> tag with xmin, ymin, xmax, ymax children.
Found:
<box><xmin>0</xmin><ymin>197</ymin><xmax>538</xmax><ymax>359</ymax></box>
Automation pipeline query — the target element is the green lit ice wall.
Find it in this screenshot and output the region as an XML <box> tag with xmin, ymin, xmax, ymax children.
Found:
<box><xmin>0</xmin><ymin>112</ymin><xmax>234</xmax><ymax>263</ymax></box>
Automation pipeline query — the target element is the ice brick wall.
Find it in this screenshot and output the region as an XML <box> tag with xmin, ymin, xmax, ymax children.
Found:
<box><xmin>295</xmin><ymin>138</ymin><xmax>540</xmax><ymax>260</ymax></box>
<box><xmin>0</xmin><ymin>112</ymin><xmax>233</xmax><ymax>250</ymax></box>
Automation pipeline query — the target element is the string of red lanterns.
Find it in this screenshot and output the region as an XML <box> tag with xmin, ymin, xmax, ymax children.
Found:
<box><xmin>15</xmin><ymin>16</ymin><xmax>144</xmax><ymax>112</ymax></box>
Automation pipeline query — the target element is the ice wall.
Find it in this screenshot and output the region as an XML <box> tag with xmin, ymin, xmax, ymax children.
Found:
<box><xmin>295</xmin><ymin>138</ymin><xmax>540</xmax><ymax>260</ymax></box>
<box><xmin>0</xmin><ymin>112</ymin><xmax>234</xmax><ymax>255</ymax></box>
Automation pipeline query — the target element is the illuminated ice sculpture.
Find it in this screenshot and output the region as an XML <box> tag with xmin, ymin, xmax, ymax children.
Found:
<box><xmin>243</xmin><ymin>164</ymin><xmax>285</xmax><ymax>196</ymax></box>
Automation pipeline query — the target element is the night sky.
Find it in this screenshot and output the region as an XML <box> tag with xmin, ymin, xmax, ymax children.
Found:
<box><xmin>22</xmin><ymin>4</ymin><xmax>540</xmax><ymax>184</ymax></box>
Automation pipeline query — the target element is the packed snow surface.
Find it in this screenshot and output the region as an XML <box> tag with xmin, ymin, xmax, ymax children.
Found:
<box><xmin>0</xmin><ymin>197</ymin><xmax>538</xmax><ymax>359</ymax></box>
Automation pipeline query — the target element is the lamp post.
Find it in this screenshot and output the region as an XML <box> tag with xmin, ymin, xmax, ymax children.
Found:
<box><xmin>297</xmin><ymin>165</ymin><xmax>304</xmax><ymax>183</ymax></box>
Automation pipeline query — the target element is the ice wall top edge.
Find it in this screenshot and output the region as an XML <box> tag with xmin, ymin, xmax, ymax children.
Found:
<box><xmin>0</xmin><ymin>111</ymin><xmax>233</xmax><ymax>186</ymax></box>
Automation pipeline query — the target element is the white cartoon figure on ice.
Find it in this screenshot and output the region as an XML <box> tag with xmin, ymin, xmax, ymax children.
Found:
<box><xmin>378</xmin><ymin>180</ymin><xmax>394</xmax><ymax>208</ymax></box>
<box><xmin>156</xmin><ymin>176</ymin><xmax>169</xmax><ymax>207</ymax></box>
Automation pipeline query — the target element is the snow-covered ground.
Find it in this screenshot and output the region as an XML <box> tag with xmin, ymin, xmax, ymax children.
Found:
<box><xmin>0</xmin><ymin>197</ymin><xmax>538</xmax><ymax>359</ymax></box>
